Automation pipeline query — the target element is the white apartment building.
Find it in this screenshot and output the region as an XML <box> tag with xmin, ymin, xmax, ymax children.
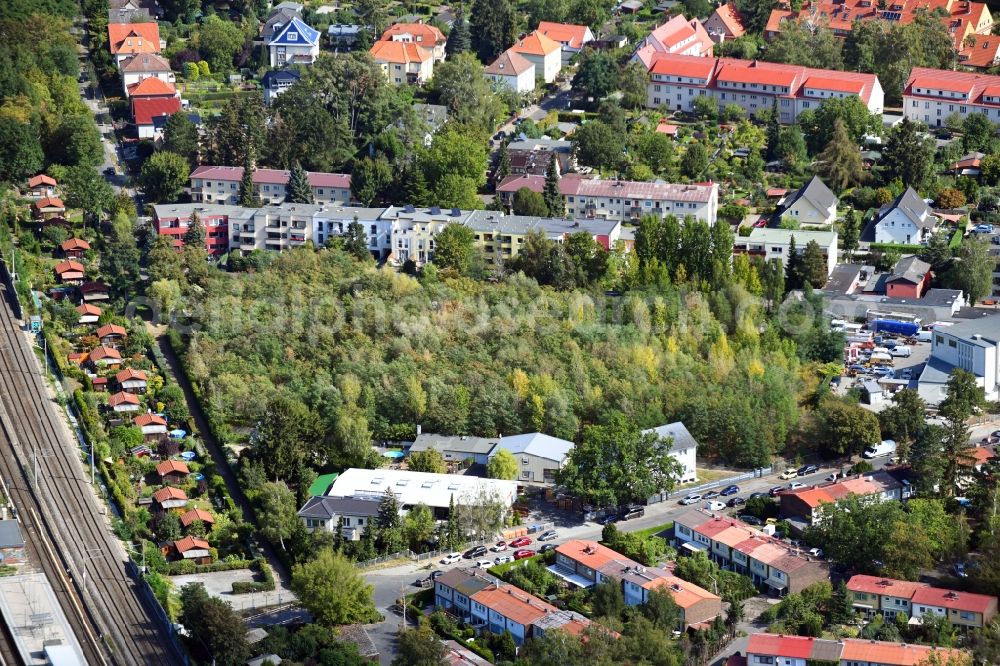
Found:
<box><xmin>904</xmin><ymin>66</ymin><xmax>1000</xmax><ymax>127</ymax></box>
<box><xmin>189</xmin><ymin>166</ymin><xmax>352</xmax><ymax>206</ymax></box>
<box><xmin>646</xmin><ymin>53</ymin><xmax>884</xmax><ymax>123</ymax></box>
<box><xmin>919</xmin><ymin>315</ymin><xmax>1000</xmax><ymax>404</ymax></box>
<box><xmin>564</xmin><ymin>179</ymin><xmax>719</xmax><ymax>225</ymax></box>
<box><xmin>643</xmin><ymin>422</ymin><xmax>698</xmax><ymax>486</ymax></box>
<box><xmin>733</xmin><ymin>228</ymin><xmax>839</xmax><ymax>277</ymax></box>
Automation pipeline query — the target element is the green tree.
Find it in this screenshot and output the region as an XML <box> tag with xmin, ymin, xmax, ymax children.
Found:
<box><xmin>543</xmin><ymin>153</ymin><xmax>563</xmax><ymax>216</ymax></box>
<box><xmin>257</xmin><ymin>481</ymin><xmax>298</xmax><ymax>550</ymax></box>
<box><xmin>430</xmin><ymin>52</ymin><xmax>503</xmax><ymax>132</ymax></box>
<box><xmin>814</xmin><ymin>394</ymin><xmax>880</xmax><ymax>458</ymax></box>
<box><xmin>140</xmin><ymin>150</ymin><xmax>189</xmax><ymax>203</ymax></box>
<box><xmin>775</xmin><ymin>125</ymin><xmax>808</xmax><ymax>169</ymax></box>
<box><xmin>286</xmin><ymin>161</ymin><xmax>314</xmax><ymax>203</ymax></box>
<box><xmin>470</xmin><ymin>0</ymin><xmax>516</xmax><ymax>62</ymax></box>
<box><xmin>237</xmin><ymin>154</ymin><xmax>258</xmax><ymax>207</ymax></box>
<box><xmin>422</xmin><ymin>129</ymin><xmax>489</xmax><ymax>187</ymax></box>
<box><xmin>50</xmin><ymin>114</ymin><xmax>103</xmax><ymax>167</ymax></box>
<box><xmin>183</xmin><ymin>212</ymin><xmax>205</xmax><ymax>249</ymax></box>
<box><xmin>351</xmin><ymin>157</ymin><xmax>392</xmax><ymax>206</ymax></box>
<box><xmin>446</xmin><ymin>6</ymin><xmax>471</xmax><ymax>57</ymax></box>
<box><xmin>572</xmin><ymin>120</ymin><xmax>624</xmax><ymax>171</ymax></box>
<box><xmin>433</xmin><ymin>174</ymin><xmax>481</xmax><ymax>209</ymax></box>
<box><xmin>572</xmin><ymin>49</ymin><xmax>618</xmax><ymax>100</ymax></box>
<box><xmin>486</xmin><ymin>448</ymin><xmax>518</xmax><ymax>480</ymax></box>
<box><xmin>291</xmin><ymin>549</ymin><xmax>378</xmax><ymax>626</ymax></box>
<box><xmin>806</xmin><ymin>495</ymin><xmax>907</xmax><ymax>574</ymax></box>
<box><xmin>495</xmin><ymin>142</ymin><xmax>512</xmax><ymax>184</ymax></box>
<box><xmin>196</xmin><ymin>15</ymin><xmax>245</xmax><ymax>72</ymax></box>
<box><xmin>558</xmin><ymin>414</ymin><xmax>682</xmax><ymax>507</ymax></box>
<box><xmin>342</xmin><ymin>221</ymin><xmax>370</xmax><ymax>261</ymax></box>
<box><xmin>206</xmin><ymin>95</ymin><xmax>266</xmax><ymax>167</ymax></box>
<box><xmin>799</xmin><ymin>96</ymin><xmax>880</xmax><ymax>153</ymax></box>
<box><xmin>881</xmin><ymin>117</ymin><xmax>935</xmax><ymax>189</ymax></box>
<box><xmin>590</xmin><ymin>578</ymin><xmax>625</xmax><ymax>618</ymax></box>
<box><xmin>402</xmin><ymin>503</ymin><xmax>436</xmax><ymax>552</ymax></box>
<box><xmin>63</xmin><ymin>165</ymin><xmax>113</xmax><ymax>224</ymax></box>
<box><xmin>162</xmin><ymin>112</ymin><xmax>200</xmax><ymax>168</ymax></box>
<box><xmin>513</xmin><ymin>187</ymin><xmax>549</xmax><ymax>216</ymax></box>
<box><xmin>944</xmin><ymin>237</ymin><xmax>993</xmax><ymax>304</ymax></box>
<box><xmin>0</xmin><ymin>118</ymin><xmax>43</xmax><ymax>182</ymax></box>
<box><xmin>432</xmin><ymin>224</ymin><xmax>476</xmax><ymax>274</ymax></box>
<box><xmin>392</xmin><ymin>621</ymin><xmax>448</xmax><ymax>666</ymax></box>
<box><xmin>841</xmin><ymin>208</ymin><xmax>861</xmax><ymax>256</ymax></box>
<box><xmin>681</xmin><ymin>142</ymin><xmax>709</xmax><ymax>179</ymax></box>
<box><xmin>407</xmin><ymin>449</ymin><xmax>446</xmax><ymax>473</ymax></box>
<box><xmin>252</xmin><ymin>393</ymin><xmax>321</xmax><ymax>483</ymax></box>
<box><xmin>878</xmin><ymin>389</ymin><xmax>926</xmax><ymax>451</ymax></box>
<box><xmin>981</xmin><ymin>153</ymin><xmax>1000</xmax><ymax>186</ymax></box>
<box><xmin>962</xmin><ymin>112</ymin><xmax>995</xmax><ymax>153</ymax></box>
<box><xmin>691</xmin><ymin>94</ymin><xmax>718</xmax><ymax>120</ymax></box>
<box><xmin>179</xmin><ymin>583</ymin><xmax>251</xmax><ymax>666</ymax></box>
<box><xmin>798</xmin><ymin>240</ymin><xmax>828</xmax><ymax>288</ymax></box>
<box><xmin>817</xmin><ymin>118</ymin><xmax>864</xmax><ymax>191</ymax></box>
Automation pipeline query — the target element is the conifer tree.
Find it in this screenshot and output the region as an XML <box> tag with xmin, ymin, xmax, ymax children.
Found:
<box><xmin>543</xmin><ymin>153</ymin><xmax>563</xmax><ymax>217</ymax></box>
<box><xmin>286</xmin><ymin>161</ymin><xmax>314</xmax><ymax>203</ymax></box>
<box><xmin>785</xmin><ymin>234</ymin><xmax>801</xmax><ymax>289</ymax></box>
<box><xmin>446</xmin><ymin>5</ymin><xmax>471</xmax><ymax>57</ymax></box>
<box><xmin>237</xmin><ymin>153</ymin><xmax>259</xmax><ymax>207</ymax></box>
<box><xmin>496</xmin><ymin>143</ymin><xmax>511</xmax><ymax>183</ymax></box>
<box><xmin>405</xmin><ymin>165</ymin><xmax>431</xmax><ymax>207</ymax></box>
<box><xmin>183</xmin><ymin>211</ymin><xmax>206</xmax><ymax>248</ymax></box>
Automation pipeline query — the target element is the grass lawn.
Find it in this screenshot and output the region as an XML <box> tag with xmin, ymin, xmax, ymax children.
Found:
<box><xmin>630</xmin><ymin>521</ymin><xmax>674</xmax><ymax>541</ymax></box>
<box><xmin>676</xmin><ymin>467</ymin><xmax>734</xmax><ymax>489</ymax></box>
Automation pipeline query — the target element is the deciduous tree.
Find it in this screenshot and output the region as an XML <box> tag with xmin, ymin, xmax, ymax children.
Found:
<box><xmin>470</xmin><ymin>0</ymin><xmax>516</xmax><ymax>62</ymax></box>
<box><xmin>816</xmin><ymin>118</ymin><xmax>864</xmax><ymax>191</ymax></box>
<box><xmin>486</xmin><ymin>448</ymin><xmax>518</xmax><ymax>479</ymax></box>
<box><xmin>432</xmin><ymin>224</ymin><xmax>476</xmax><ymax>274</ymax></box>
<box><xmin>291</xmin><ymin>549</ymin><xmax>378</xmax><ymax>626</ymax></box>
<box><xmin>140</xmin><ymin>150</ymin><xmax>189</xmax><ymax>203</ymax></box>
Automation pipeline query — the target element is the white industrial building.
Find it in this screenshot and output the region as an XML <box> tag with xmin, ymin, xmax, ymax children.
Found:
<box><xmin>919</xmin><ymin>315</ymin><xmax>1000</xmax><ymax>404</ymax></box>
<box><xmin>732</xmin><ymin>228</ymin><xmax>839</xmax><ymax>277</ymax></box>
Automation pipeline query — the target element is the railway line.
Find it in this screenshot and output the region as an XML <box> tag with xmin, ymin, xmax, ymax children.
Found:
<box><xmin>0</xmin><ymin>279</ymin><xmax>180</xmax><ymax>665</ymax></box>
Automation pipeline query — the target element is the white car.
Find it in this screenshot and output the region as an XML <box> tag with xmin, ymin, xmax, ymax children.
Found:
<box><xmin>808</xmin><ymin>548</ymin><xmax>824</xmax><ymax>558</ymax></box>
<box><xmin>440</xmin><ymin>553</ymin><xmax>462</xmax><ymax>565</ymax></box>
<box><xmin>475</xmin><ymin>559</ymin><xmax>493</xmax><ymax>569</ymax></box>
<box><xmin>705</xmin><ymin>501</ymin><xmax>726</xmax><ymax>511</ymax></box>
<box><xmin>490</xmin><ymin>541</ymin><xmax>508</xmax><ymax>552</ymax></box>
<box><xmin>494</xmin><ymin>555</ymin><xmax>513</xmax><ymax>565</ymax></box>
<box><xmin>788</xmin><ymin>481</ymin><xmax>805</xmax><ymax>490</ymax></box>
<box><xmin>679</xmin><ymin>493</ymin><xmax>702</xmax><ymax>505</ymax></box>
<box><xmin>779</xmin><ymin>469</ymin><xmax>798</xmax><ymax>480</ymax></box>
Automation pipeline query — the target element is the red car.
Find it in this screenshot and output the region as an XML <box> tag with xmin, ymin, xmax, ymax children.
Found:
<box><xmin>513</xmin><ymin>549</ymin><xmax>534</xmax><ymax>560</ymax></box>
<box><xmin>509</xmin><ymin>536</ymin><xmax>532</xmax><ymax>548</ymax></box>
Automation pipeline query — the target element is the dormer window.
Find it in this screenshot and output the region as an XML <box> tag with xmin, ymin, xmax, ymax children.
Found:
<box><xmin>288</xmin><ymin>32</ymin><xmax>298</xmax><ymax>41</ymax></box>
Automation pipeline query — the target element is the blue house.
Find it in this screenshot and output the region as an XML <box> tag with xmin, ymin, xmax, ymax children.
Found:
<box><xmin>267</xmin><ymin>16</ymin><xmax>320</xmax><ymax>67</ymax></box>
<box><xmin>261</xmin><ymin>69</ymin><xmax>300</xmax><ymax>104</ymax></box>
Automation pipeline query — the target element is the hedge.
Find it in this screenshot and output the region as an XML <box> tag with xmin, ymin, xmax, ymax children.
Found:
<box><xmin>949</xmin><ymin>228</ymin><xmax>964</xmax><ymax>249</ymax></box>
<box><xmin>231</xmin><ymin>558</ymin><xmax>275</xmax><ymax>594</ymax></box>
<box><xmin>164</xmin><ymin>558</ymin><xmax>252</xmax><ymax>575</ymax></box>
<box><xmin>73</xmin><ymin>388</ymin><xmax>102</xmax><ymax>443</ymax></box>
<box><xmin>868</xmin><ymin>242</ymin><xmax>925</xmax><ymax>253</ymax></box>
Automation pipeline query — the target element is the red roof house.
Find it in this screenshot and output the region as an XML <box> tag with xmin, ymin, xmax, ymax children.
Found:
<box><xmin>132</xmin><ymin>97</ymin><xmax>181</xmax><ymax>140</ymax></box>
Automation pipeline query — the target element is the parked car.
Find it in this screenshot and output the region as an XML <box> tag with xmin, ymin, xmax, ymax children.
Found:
<box><xmin>702</xmin><ymin>490</ymin><xmax>720</xmax><ymax>500</ymax></box>
<box><xmin>720</xmin><ymin>484</ymin><xmax>740</xmax><ymax>496</ymax></box>
<box><xmin>598</xmin><ymin>513</ymin><xmax>618</xmax><ymax>525</ymax></box>
<box><xmin>705</xmin><ymin>500</ymin><xmax>726</xmax><ymax>511</ymax></box>
<box><xmin>779</xmin><ymin>469</ymin><xmax>798</xmax><ymax>480</ymax></box>
<box><xmin>727</xmin><ymin>497</ymin><xmax>746</xmax><ymax>507</ymax></box>
<box><xmin>491</xmin><ymin>541</ymin><xmax>508</xmax><ymax>552</ymax></box>
<box><xmin>538</xmin><ymin>530</ymin><xmax>558</xmax><ymax>541</ymax></box>
<box><xmin>441</xmin><ymin>553</ymin><xmax>462</xmax><ymax>565</ymax></box>
<box><xmin>621</xmin><ymin>507</ymin><xmax>645</xmax><ymax>520</ymax></box>
<box><xmin>539</xmin><ymin>544</ymin><xmax>556</xmax><ymax>553</ymax></box>
<box><xmin>738</xmin><ymin>515</ymin><xmax>763</xmax><ymax>526</ymax></box>
<box><xmin>797</xmin><ymin>464</ymin><xmax>818</xmax><ymax>476</ymax></box>
<box><xmin>824</xmin><ymin>473</ymin><xmax>839</xmax><ymax>482</ymax></box>
<box><xmin>679</xmin><ymin>494</ymin><xmax>703</xmax><ymax>505</ymax></box>
<box><xmin>513</xmin><ymin>549</ymin><xmax>534</xmax><ymax>560</ymax></box>
<box><xmin>494</xmin><ymin>555</ymin><xmax>513</xmax><ymax>566</ymax></box>
<box><xmin>475</xmin><ymin>559</ymin><xmax>493</xmax><ymax>569</ymax></box>
<box><xmin>808</xmin><ymin>548</ymin><xmax>823</xmax><ymax>558</ymax></box>
<box><xmin>954</xmin><ymin>562</ymin><xmax>968</xmax><ymax>578</ymax></box>
<box><xmin>509</xmin><ymin>537</ymin><xmax>532</xmax><ymax>548</ymax></box>
<box><xmin>768</xmin><ymin>486</ymin><xmax>785</xmax><ymax>496</ymax></box>
<box><xmin>463</xmin><ymin>546</ymin><xmax>487</xmax><ymax>559</ymax></box>
<box><xmin>430</xmin><ymin>570</ymin><xmax>444</xmax><ymax>580</ymax></box>
<box><xmin>900</xmin><ymin>369</ymin><xmax>912</xmax><ymax>380</ymax></box>
<box><xmin>788</xmin><ymin>481</ymin><xmax>805</xmax><ymax>490</ymax></box>
<box><xmin>992</xmin><ymin>430</ymin><xmax>1000</xmax><ymax>439</ymax></box>
<box><xmin>748</xmin><ymin>491</ymin><xmax>768</xmax><ymax>499</ymax></box>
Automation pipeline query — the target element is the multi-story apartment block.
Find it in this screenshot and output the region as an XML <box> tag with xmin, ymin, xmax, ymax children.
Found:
<box><xmin>744</xmin><ymin>633</ymin><xmax>969</xmax><ymax>666</ymax></box>
<box><xmin>434</xmin><ymin>568</ymin><xmax>589</xmax><ymax>645</ymax></box>
<box><xmin>379</xmin><ymin>22</ymin><xmax>447</xmax><ymax>61</ymax></box>
<box><xmin>919</xmin><ymin>315</ymin><xmax>1000</xmax><ymax>403</ymax></box>
<box><xmin>674</xmin><ymin>509</ymin><xmax>830</xmax><ymax>595</ymax></box>
<box><xmin>646</xmin><ymin>54</ymin><xmax>883</xmax><ymax>123</ymax></box>
<box><xmin>151</xmin><ymin>203</ymin><xmax>255</xmax><ymax>256</ymax></box>
<box><xmin>847</xmin><ymin>575</ymin><xmax>998</xmax><ymax>628</ymax></box>
<box><xmin>765</xmin><ymin>0</ymin><xmax>992</xmax><ymax>49</ymax></box>
<box><xmin>633</xmin><ymin>14</ymin><xmax>714</xmax><ymax>68</ymax></box>
<box><xmin>188</xmin><ymin>166</ymin><xmax>352</xmax><ymax>206</ymax></box>
<box><xmin>732</xmin><ymin>228</ymin><xmax>839</xmax><ymax>277</ymax></box>
<box><xmin>464</xmin><ymin>211</ymin><xmax>621</xmax><ymax>265</ymax></box>
<box><xmin>552</xmin><ymin>540</ymin><xmax>721</xmax><ymax>627</ymax></box>
<box><xmin>904</xmin><ymin>67</ymin><xmax>1000</xmax><ymax>127</ymax></box>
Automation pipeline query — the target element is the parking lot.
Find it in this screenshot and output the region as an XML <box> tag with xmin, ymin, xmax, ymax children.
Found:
<box><xmin>836</xmin><ymin>328</ymin><xmax>933</xmax><ymax>409</ymax></box>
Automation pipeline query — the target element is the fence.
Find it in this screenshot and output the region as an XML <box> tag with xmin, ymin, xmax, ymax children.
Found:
<box><xmin>646</xmin><ymin>467</ymin><xmax>773</xmax><ymax>505</ymax></box>
<box><xmin>126</xmin><ymin>561</ymin><xmax>190</xmax><ymax>665</ymax></box>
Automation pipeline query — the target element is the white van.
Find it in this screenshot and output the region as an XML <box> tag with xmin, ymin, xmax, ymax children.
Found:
<box><xmin>890</xmin><ymin>346</ymin><xmax>911</xmax><ymax>357</ymax></box>
<box><xmin>917</xmin><ymin>330</ymin><xmax>933</xmax><ymax>342</ymax></box>
<box><xmin>872</xmin><ymin>347</ymin><xmax>891</xmax><ymax>355</ymax></box>
<box><xmin>863</xmin><ymin>439</ymin><xmax>897</xmax><ymax>459</ymax></box>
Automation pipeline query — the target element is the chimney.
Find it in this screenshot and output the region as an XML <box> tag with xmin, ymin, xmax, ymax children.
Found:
<box><xmin>416</xmin><ymin>424</ymin><xmax>422</xmax><ymax>436</ymax></box>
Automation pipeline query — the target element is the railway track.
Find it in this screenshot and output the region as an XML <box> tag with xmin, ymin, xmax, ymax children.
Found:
<box><xmin>0</xmin><ymin>280</ymin><xmax>180</xmax><ymax>665</ymax></box>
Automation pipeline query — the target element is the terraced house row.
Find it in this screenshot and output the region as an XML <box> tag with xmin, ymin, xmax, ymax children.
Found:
<box><xmin>673</xmin><ymin>509</ymin><xmax>830</xmax><ymax>595</ymax></box>
<box><xmin>847</xmin><ymin>575</ymin><xmax>998</xmax><ymax>629</ymax></box>
<box><xmin>733</xmin><ymin>632</ymin><xmax>969</xmax><ymax>666</ymax></box>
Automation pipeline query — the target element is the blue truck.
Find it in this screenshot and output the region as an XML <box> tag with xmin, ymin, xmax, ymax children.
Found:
<box><xmin>870</xmin><ymin>319</ymin><xmax>920</xmax><ymax>337</ymax></box>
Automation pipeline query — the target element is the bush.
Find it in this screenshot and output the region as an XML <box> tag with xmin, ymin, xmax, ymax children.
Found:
<box><xmin>164</xmin><ymin>558</ymin><xmax>252</xmax><ymax>575</ymax></box>
<box><xmin>231</xmin><ymin>558</ymin><xmax>276</xmax><ymax>594</ymax></box>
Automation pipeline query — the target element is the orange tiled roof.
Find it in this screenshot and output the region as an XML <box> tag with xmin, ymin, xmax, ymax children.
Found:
<box><xmin>55</xmin><ymin>260</ymin><xmax>84</xmax><ymax>275</ymax></box>
<box><xmin>649</xmin><ymin>52</ymin><xmax>716</xmax><ymax>78</ymax></box>
<box><xmin>180</xmin><ymin>508</ymin><xmax>215</xmax><ymax>527</ymax></box>
<box><xmin>379</xmin><ymin>22</ymin><xmax>445</xmax><ymax>46</ymax></box>
<box><xmin>152</xmin><ymin>485</ymin><xmax>187</xmax><ymax>503</ymax></box>
<box><xmin>116</xmin><ymin>368</ymin><xmax>147</xmax><ymax>383</ymax></box>
<box><xmin>126</xmin><ymin>77</ymin><xmax>177</xmax><ymax>97</ymax></box>
<box><xmin>470</xmin><ymin>584</ymin><xmax>558</xmax><ymax>626</ymax></box>
<box><xmin>510</xmin><ymin>30</ymin><xmax>562</xmax><ymax>57</ymax></box>
<box><xmin>911</xmin><ymin>586</ymin><xmax>997</xmax><ymax>613</ymax></box>
<box><xmin>555</xmin><ymin>540</ymin><xmax>621</xmax><ymax>570</ymax></box>
<box><xmin>108</xmin><ymin>22</ymin><xmax>161</xmax><ymax>55</ymax></box>
<box><xmin>90</xmin><ymin>346</ymin><xmax>122</xmax><ymax>361</ymax></box>
<box><xmin>847</xmin><ymin>574</ymin><xmax>929</xmax><ymax>598</ymax></box>
<box><xmin>369</xmin><ymin>40</ymin><xmax>432</xmax><ymax>64</ymax></box>
<box><xmin>135</xmin><ymin>413</ymin><xmax>167</xmax><ymax>427</ymax></box>
<box><xmin>643</xmin><ymin>574</ymin><xmax>718</xmax><ymax>609</ymax></box>
<box><xmin>174</xmin><ymin>535</ymin><xmax>210</xmax><ymax>552</ymax></box>
<box><xmin>156</xmin><ymin>459</ymin><xmax>190</xmax><ymax>476</ymax></box>
<box><xmin>537</xmin><ymin>21</ymin><xmax>591</xmax><ymax>48</ymax></box>
<box><xmin>713</xmin><ymin>3</ymin><xmax>746</xmax><ymax>38</ymax></box>
<box><xmin>748</xmin><ymin>634</ymin><xmax>816</xmax><ymax>658</ymax></box>
<box><xmin>28</xmin><ymin>174</ymin><xmax>56</xmax><ymax>188</ymax></box>
<box><xmin>96</xmin><ymin>324</ymin><xmax>127</xmax><ymax>338</ymax></box>
<box><xmin>35</xmin><ymin>196</ymin><xmax>65</xmax><ymax>210</ymax></box>
<box><xmin>108</xmin><ymin>391</ymin><xmax>140</xmax><ymax>407</ymax></box>
<box><xmin>840</xmin><ymin>639</ymin><xmax>967</xmax><ymax>666</ymax></box>
<box><xmin>60</xmin><ymin>238</ymin><xmax>90</xmax><ymax>252</ymax></box>
<box><xmin>76</xmin><ymin>304</ymin><xmax>102</xmax><ymax>316</ymax></box>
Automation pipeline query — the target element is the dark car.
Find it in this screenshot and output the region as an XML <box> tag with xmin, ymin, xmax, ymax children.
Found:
<box><xmin>719</xmin><ymin>484</ymin><xmax>740</xmax><ymax>496</ymax></box>
<box><xmin>463</xmin><ymin>545</ymin><xmax>487</xmax><ymax>559</ymax></box>
<box><xmin>797</xmin><ymin>464</ymin><xmax>819</xmax><ymax>476</ymax></box>
<box><xmin>538</xmin><ymin>530</ymin><xmax>558</xmax><ymax>541</ymax></box>
<box><xmin>598</xmin><ymin>513</ymin><xmax>618</xmax><ymax>525</ymax></box>
<box><xmin>702</xmin><ymin>490</ymin><xmax>720</xmax><ymax>500</ymax></box>
<box><xmin>430</xmin><ymin>570</ymin><xmax>444</xmax><ymax>580</ymax></box>
<box><xmin>539</xmin><ymin>544</ymin><xmax>556</xmax><ymax>553</ymax></box>
<box><xmin>726</xmin><ymin>497</ymin><xmax>746</xmax><ymax>508</ymax></box>
<box><xmin>769</xmin><ymin>486</ymin><xmax>785</xmax><ymax>496</ymax></box>
<box><xmin>103</xmin><ymin>167</ymin><xmax>115</xmax><ymax>176</ymax></box>
<box><xmin>738</xmin><ymin>514</ymin><xmax>763</xmax><ymax>526</ymax></box>
<box><xmin>748</xmin><ymin>491</ymin><xmax>768</xmax><ymax>499</ymax></box>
